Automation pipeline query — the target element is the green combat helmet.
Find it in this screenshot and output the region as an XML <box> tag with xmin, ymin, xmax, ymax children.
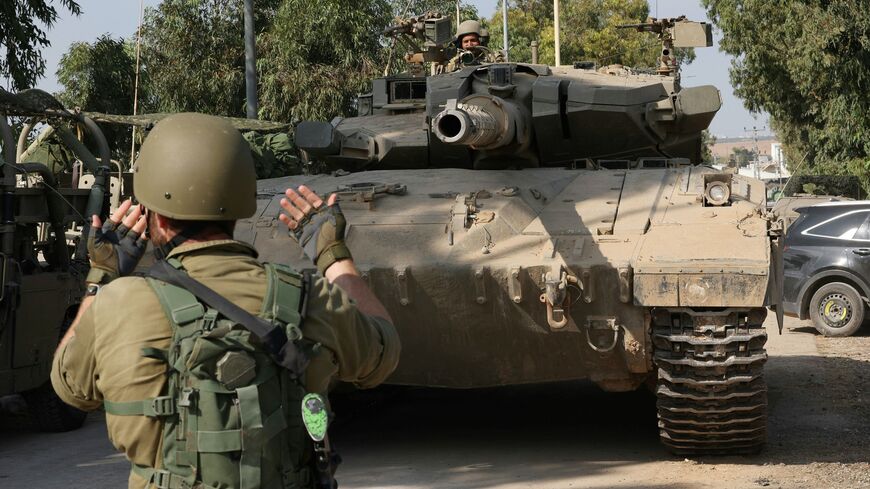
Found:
<box><xmin>454</xmin><ymin>19</ymin><xmax>482</xmax><ymax>47</ymax></box>
<box><xmin>133</xmin><ymin>112</ymin><xmax>257</xmax><ymax>220</ymax></box>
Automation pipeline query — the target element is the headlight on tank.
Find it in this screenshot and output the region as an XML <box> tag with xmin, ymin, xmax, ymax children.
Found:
<box><xmin>705</xmin><ymin>181</ymin><xmax>731</xmax><ymax>206</ymax></box>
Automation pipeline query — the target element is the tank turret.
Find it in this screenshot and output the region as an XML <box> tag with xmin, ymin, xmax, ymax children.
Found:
<box><xmin>297</xmin><ymin>17</ymin><xmax>718</xmax><ymax>171</ymax></box>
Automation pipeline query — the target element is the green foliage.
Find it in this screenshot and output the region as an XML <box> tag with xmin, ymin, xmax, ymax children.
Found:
<box><xmin>139</xmin><ymin>0</ymin><xmax>392</xmax><ymax>123</ymax></box>
<box><xmin>56</xmin><ymin>35</ymin><xmax>137</xmax><ymax>113</ymax></box>
<box><xmin>257</xmin><ymin>0</ymin><xmax>392</xmax><ymax>122</ymax></box>
<box><xmin>703</xmin><ymin>0</ymin><xmax>870</xmax><ymax>192</ymax></box>
<box><xmin>390</xmin><ymin>0</ymin><xmax>477</xmax><ymax>18</ymax></box>
<box><xmin>486</xmin><ymin>0</ymin><xmax>694</xmax><ymax>68</ymax></box>
<box><xmin>782</xmin><ymin>174</ymin><xmax>863</xmax><ymax>199</ymax></box>
<box><xmin>701</xmin><ymin>129</ymin><xmax>716</xmax><ymax>163</ymax></box>
<box><xmin>0</xmin><ymin>0</ymin><xmax>80</xmax><ymax>90</ymax></box>
<box><xmin>141</xmin><ymin>0</ymin><xmax>253</xmax><ymax>117</ymax></box>
<box><xmin>487</xmin><ymin>4</ymin><xmax>547</xmax><ymax>63</ymax></box>
<box><xmin>731</xmin><ymin>147</ymin><xmax>755</xmax><ymax>167</ymax></box>
<box><xmin>56</xmin><ymin>34</ymin><xmax>139</xmax><ymax>160</ymax></box>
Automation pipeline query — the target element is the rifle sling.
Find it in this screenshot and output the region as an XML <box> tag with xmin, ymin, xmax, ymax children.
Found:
<box><xmin>147</xmin><ymin>260</ymin><xmax>305</xmax><ymax>374</ymax></box>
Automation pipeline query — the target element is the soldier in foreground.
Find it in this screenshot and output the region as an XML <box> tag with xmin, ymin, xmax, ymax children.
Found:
<box><xmin>50</xmin><ymin>113</ymin><xmax>400</xmax><ymax>489</ymax></box>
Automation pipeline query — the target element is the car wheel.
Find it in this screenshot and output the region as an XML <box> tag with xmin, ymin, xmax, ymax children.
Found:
<box><xmin>809</xmin><ymin>282</ymin><xmax>866</xmax><ymax>337</ymax></box>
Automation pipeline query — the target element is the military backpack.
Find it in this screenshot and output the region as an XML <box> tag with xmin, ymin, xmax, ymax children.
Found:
<box><xmin>103</xmin><ymin>258</ymin><xmax>320</xmax><ymax>489</ymax></box>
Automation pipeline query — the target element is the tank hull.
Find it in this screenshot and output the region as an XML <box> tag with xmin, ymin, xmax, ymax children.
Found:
<box><xmin>240</xmin><ymin>166</ymin><xmax>771</xmax><ymax>391</ymax></box>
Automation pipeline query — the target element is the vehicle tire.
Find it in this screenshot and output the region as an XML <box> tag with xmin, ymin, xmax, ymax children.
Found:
<box><xmin>21</xmin><ymin>381</ymin><xmax>86</xmax><ymax>432</ymax></box>
<box><xmin>809</xmin><ymin>282</ymin><xmax>865</xmax><ymax>337</ymax></box>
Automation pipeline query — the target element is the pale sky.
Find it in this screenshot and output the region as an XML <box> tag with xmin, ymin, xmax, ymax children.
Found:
<box><xmin>34</xmin><ymin>0</ymin><xmax>769</xmax><ymax>138</ymax></box>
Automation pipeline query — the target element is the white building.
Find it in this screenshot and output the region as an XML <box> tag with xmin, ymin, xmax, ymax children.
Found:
<box><xmin>771</xmin><ymin>142</ymin><xmax>785</xmax><ymax>166</ymax></box>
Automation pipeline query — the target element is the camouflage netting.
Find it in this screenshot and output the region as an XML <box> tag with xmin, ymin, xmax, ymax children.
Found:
<box><xmin>86</xmin><ymin>113</ymin><xmax>300</xmax><ymax>178</ymax></box>
<box><xmin>0</xmin><ymin>87</ymin><xmax>76</xmax><ymax>120</ymax></box>
<box><xmin>0</xmin><ymin>87</ymin><xmax>292</xmax><ymax>133</ymax></box>
<box><xmin>86</xmin><ymin>112</ymin><xmax>293</xmax><ymax>133</ymax></box>
<box><xmin>2</xmin><ymin>87</ymin><xmax>300</xmax><ymax>178</ymax></box>
<box><xmin>243</xmin><ymin>131</ymin><xmax>301</xmax><ymax>178</ymax></box>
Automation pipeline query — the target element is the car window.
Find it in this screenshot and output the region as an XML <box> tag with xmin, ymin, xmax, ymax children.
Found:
<box><xmin>855</xmin><ymin>214</ymin><xmax>870</xmax><ymax>240</ymax></box>
<box><xmin>802</xmin><ymin>210</ymin><xmax>870</xmax><ymax>240</ymax></box>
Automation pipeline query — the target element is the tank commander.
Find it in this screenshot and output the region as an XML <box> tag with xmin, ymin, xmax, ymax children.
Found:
<box><xmin>448</xmin><ymin>19</ymin><xmax>504</xmax><ymax>71</ymax></box>
<box><xmin>50</xmin><ymin>113</ymin><xmax>400</xmax><ymax>489</ymax></box>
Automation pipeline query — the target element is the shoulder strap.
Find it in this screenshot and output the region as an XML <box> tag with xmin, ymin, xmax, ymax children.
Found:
<box><xmin>146</xmin><ymin>260</ymin><xmax>309</xmax><ymax>376</ymax></box>
<box><xmin>147</xmin><ymin>277</ymin><xmax>205</xmax><ymax>326</ymax></box>
<box><xmin>262</xmin><ymin>263</ymin><xmax>305</xmax><ymax>337</ymax></box>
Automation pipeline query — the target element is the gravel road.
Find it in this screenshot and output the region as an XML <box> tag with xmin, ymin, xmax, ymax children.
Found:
<box><xmin>1</xmin><ymin>314</ymin><xmax>867</xmax><ymax>489</ymax></box>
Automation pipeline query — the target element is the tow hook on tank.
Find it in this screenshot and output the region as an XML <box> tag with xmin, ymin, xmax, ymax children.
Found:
<box><xmin>334</xmin><ymin>182</ymin><xmax>406</xmax><ymax>210</ymax></box>
<box><xmin>539</xmin><ymin>268</ymin><xmax>580</xmax><ymax>329</ymax></box>
<box><xmin>584</xmin><ymin>316</ymin><xmax>622</xmax><ymax>353</ymax></box>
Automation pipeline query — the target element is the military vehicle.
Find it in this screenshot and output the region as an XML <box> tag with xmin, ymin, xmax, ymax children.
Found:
<box><xmin>0</xmin><ymin>88</ymin><xmax>114</xmax><ymax>431</ymax></box>
<box><xmin>239</xmin><ymin>14</ymin><xmax>780</xmax><ymax>455</ymax></box>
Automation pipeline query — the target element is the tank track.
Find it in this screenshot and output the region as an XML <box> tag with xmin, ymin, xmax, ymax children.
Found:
<box><xmin>652</xmin><ymin>308</ymin><xmax>768</xmax><ymax>455</ymax></box>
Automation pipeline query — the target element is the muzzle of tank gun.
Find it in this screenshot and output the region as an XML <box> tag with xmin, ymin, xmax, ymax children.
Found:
<box><xmin>431</xmin><ymin>95</ymin><xmax>522</xmax><ymax>150</ymax></box>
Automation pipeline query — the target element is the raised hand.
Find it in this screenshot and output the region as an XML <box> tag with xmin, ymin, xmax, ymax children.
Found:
<box><xmin>86</xmin><ymin>199</ymin><xmax>148</xmax><ymax>283</ymax></box>
<box><xmin>279</xmin><ymin>185</ymin><xmax>352</xmax><ymax>275</ymax></box>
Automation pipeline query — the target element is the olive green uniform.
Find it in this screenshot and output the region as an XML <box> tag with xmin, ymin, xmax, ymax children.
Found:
<box><xmin>50</xmin><ymin>240</ymin><xmax>399</xmax><ymax>489</ymax></box>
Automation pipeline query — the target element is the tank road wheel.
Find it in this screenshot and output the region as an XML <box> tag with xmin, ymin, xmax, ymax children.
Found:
<box><xmin>652</xmin><ymin>308</ymin><xmax>768</xmax><ymax>455</ymax></box>
<box><xmin>809</xmin><ymin>282</ymin><xmax>865</xmax><ymax>337</ymax></box>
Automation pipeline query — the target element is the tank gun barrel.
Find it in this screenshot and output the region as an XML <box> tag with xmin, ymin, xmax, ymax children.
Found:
<box><xmin>431</xmin><ymin>95</ymin><xmax>523</xmax><ymax>150</ymax></box>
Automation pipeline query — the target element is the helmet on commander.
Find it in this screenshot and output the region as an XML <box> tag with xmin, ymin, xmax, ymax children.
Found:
<box><xmin>133</xmin><ymin>112</ymin><xmax>257</xmax><ymax>221</ymax></box>
<box><xmin>455</xmin><ymin>19</ymin><xmax>483</xmax><ymax>49</ymax></box>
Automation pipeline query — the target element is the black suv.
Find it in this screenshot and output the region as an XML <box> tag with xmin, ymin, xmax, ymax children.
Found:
<box><xmin>783</xmin><ymin>201</ymin><xmax>870</xmax><ymax>336</ymax></box>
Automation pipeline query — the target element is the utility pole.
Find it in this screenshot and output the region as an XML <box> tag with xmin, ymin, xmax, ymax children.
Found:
<box><xmin>744</xmin><ymin>125</ymin><xmax>766</xmax><ymax>179</ymax></box>
<box><xmin>554</xmin><ymin>0</ymin><xmax>561</xmax><ymax>66</ymax></box>
<box><xmin>243</xmin><ymin>0</ymin><xmax>258</xmax><ymax>119</ymax></box>
<box><xmin>502</xmin><ymin>0</ymin><xmax>509</xmax><ymax>62</ymax></box>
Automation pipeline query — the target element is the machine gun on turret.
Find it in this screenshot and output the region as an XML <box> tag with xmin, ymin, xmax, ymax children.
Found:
<box><xmin>618</xmin><ymin>16</ymin><xmax>713</xmax><ymax>78</ymax></box>
<box><xmin>383</xmin><ymin>12</ymin><xmax>455</xmax><ymax>76</ymax></box>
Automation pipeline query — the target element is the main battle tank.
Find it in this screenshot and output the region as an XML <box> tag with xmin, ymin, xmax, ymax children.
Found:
<box><xmin>239</xmin><ymin>15</ymin><xmax>778</xmax><ymax>454</ymax></box>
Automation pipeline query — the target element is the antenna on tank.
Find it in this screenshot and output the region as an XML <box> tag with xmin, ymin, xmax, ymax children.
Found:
<box><xmin>502</xmin><ymin>0</ymin><xmax>509</xmax><ymax>61</ymax></box>
<box><xmin>243</xmin><ymin>0</ymin><xmax>258</xmax><ymax>119</ymax></box>
<box><xmin>554</xmin><ymin>0</ymin><xmax>561</xmax><ymax>66</ymax></box>
<box><xmin>130</xmin><ymin>0</ymin><xmax>144</xmax><ymax>167</ymax></box>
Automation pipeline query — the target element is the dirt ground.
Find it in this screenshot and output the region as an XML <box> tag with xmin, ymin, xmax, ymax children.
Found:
<box><xmin>1</xmin><ymin>314</ymin><xmax>868</xmax><ymax>489</ymax></box>
<box><xmin>327</xmin><ymin>314</ymin><xmax>870</xmax><ymax>489</ymax></box>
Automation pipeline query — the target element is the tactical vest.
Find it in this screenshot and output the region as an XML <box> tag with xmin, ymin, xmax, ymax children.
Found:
<box><xmin>103</xmin><ymin>259</ymin><xmax>314</xmax><ymax>489</ymax></box>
